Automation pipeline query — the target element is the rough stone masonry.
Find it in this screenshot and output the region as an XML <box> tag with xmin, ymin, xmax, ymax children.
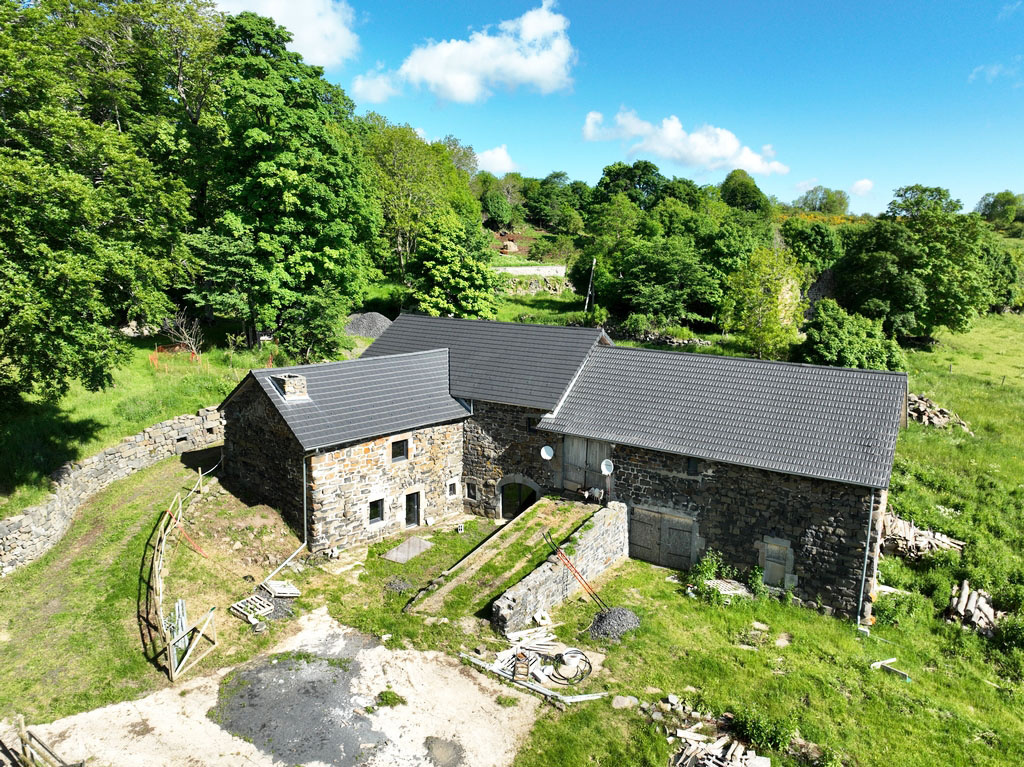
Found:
<box><xmin>0</xmin><ymin>407</ymin><xmax>224</xmax><ymax>576</ymax></box>
<box><xmin>491</xmin><ymin>502</ymin><xmax>629</xmax><ymax>634</ymax></box>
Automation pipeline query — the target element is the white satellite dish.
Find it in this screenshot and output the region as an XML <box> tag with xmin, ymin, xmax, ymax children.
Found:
<box><xmin>540</xmin><ymin>445</ymin><xmax>555</xmax><ymax>461</ymax></box>
<box><xmin>600</xmin><ymin>458</ymin><xmax>614</xmax><ymax>475</ymax></box>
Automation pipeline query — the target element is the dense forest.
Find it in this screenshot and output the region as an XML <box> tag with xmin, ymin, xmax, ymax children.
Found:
<box><xmin>2</xmin><ymin>0</ymin><xmax>1022</xmax><ymax>404</ymax></box>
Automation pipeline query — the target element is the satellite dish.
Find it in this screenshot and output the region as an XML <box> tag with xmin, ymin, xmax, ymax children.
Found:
<box><xmin>600</xmin><ymin>458</ymin><xmax>614</xmax><ymax>476</ymax></box>
<box><xmin>540</xmin><ymin>445</ymin><xmax>555</xmax><ymax>461</ymax></box>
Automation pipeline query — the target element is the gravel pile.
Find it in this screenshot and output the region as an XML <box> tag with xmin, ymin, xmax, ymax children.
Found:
<box><xmin>589</xmin><ymin>607</ymin><xmax>640</xmax><ymax>641</ymax></box>
<box><xmin>384</xmin><ymin>576</ymin><xmax>414</xmax><ymax>594</ymax></box>
<box><xmin>345</xmin><ymin>312</ymin><xmax>392</xmax><ymax>338</ymax></box>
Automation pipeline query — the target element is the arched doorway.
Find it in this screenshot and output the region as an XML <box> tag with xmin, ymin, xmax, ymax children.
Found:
<box><xmin>496</xmin><ymin>474</ymin><xmax>543</xmax><ymax>520</ymax></box>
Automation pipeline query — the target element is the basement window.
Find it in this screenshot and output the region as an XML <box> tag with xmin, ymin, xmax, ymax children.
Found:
<box><xmin>466</xmin><ymin>482</ymin><xmax>478</xmax><ymax>501</ymax></box>
<box><xmin>762</xmin><ymin>539</ymin><xmax>794</xmax><ymax>588</ymax></box>
<box><xmin>391</xmin><ymin>439</ymin><xmax>409</xmax><ymax>462</ymax></box>
<box><xmin>447</xmin><ymin>479</ymin><xmax>458</xmax><ymax>497</ymax></box>
<box><xmin>369</xmin><ymin>498</ymin><xmax>384</xmax><ymax>524</ymax></box>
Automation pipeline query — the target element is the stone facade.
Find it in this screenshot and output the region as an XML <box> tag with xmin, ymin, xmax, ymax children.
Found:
<box><xmin>307</xmin><ymin>422</ymin><xmax>464</xmax><ymax>553</ymax></box>
<box><xmin>221</xmin><ymin>381</ymin><xmax>304</xmax><ymax>528</ymax></box>
<box><xmin>0</xmin><ymin>407</ymin><xmax>224</xmax><ymax>576</ymax></box>
<box><xmin>611</xmin><ymin>444</ymin><xmax>885</xmax><ymax>618</ymax></box>
<box><xmin>492</xmin><ymin>502</ymin><xmax>629</xmax><ymax>633</ymax></box>
<box><xmin>462</xmin><ymin>401</ymin><xmax>560</xmax><ymax>518</ymax></box>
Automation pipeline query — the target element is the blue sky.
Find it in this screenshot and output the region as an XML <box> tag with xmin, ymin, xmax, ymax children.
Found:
<box><xmin>218</xmin><ymin>1</ymin><xmax>1024</xmax><ymax>214</ymax></box>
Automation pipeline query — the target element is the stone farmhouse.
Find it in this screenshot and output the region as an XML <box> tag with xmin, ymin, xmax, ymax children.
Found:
<box><xmin>219</xmin><ymin>315</ymin><xmax>908</xmax><ymax>619</ymax></box>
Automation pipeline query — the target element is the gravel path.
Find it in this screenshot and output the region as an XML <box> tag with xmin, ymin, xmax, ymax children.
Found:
<box><xmin>494</xmin><ymin>265</ymin><xmax>566</xmax><ymax>277</ymax></box>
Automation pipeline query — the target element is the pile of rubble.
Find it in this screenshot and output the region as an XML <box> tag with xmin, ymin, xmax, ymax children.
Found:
<box><xmin>880</xmin><ymin>511</ymin><xmax>965</xmax><ymax>559</ymax></box>
<box><xmin>907</xmin><ymin>393</ymin><xmax>972</xmax><ymax>434</ymax></box>
<box><xmin>946</xmin><ymin>579</ymin><xmax>1004</xmax><ymax>636</ymax></box>
<box><xmin>625</xmin><ymin>694</ymin><xmax>770</xmax><ymax>766</ymax></box>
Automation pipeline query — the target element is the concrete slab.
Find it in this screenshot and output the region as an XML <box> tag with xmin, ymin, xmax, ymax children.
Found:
<box><xmin>381</xmin><ymin>536</ymin><xmax>433</xmax><ymax>564</ymax></box>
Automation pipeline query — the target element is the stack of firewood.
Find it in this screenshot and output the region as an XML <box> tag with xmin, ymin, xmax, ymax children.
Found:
<box><xmin>881</xmin><ymin>512</ymin><xmax>965</xmax><ymax>559</ymax></box>
<box><xmin>946</xmin><ymin>580</ymin><xmax>1004</xmax><ymax>636</ymax></box>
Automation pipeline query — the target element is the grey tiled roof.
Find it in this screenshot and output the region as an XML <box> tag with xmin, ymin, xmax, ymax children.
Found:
<box><xmin>539</xmin><ymin>346</ymin><xmax>907</xmax><ymax>488</ymax></box>
<box><xmin>238</xmin><ymin>349</ymin><xmax>470</xmax><ymax>452</ymax></box>
<box><xmin>362</xmin><ymin>315</ymin><xmax>610</xmax><ymax>410</ymax></box>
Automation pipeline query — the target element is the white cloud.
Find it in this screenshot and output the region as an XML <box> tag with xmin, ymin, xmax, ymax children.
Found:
<box><xmin>351</xmin><ymin>68</ymin><xmax>400</xmax><ymax>103</ymax></box>
<box><xmin>395</xmin><ymin>1</ymin><xmax>576</xmax><ymax>103</ymax></box>
<box><xmin>216</xmin><ymin>0</ymin><xmax>359</xmax><ymax>68</ymax></box>
<box><xmin>850</xmin><ymin>178</ymin><xmax>874</xmax><ymax>196</ymax></box>
<box><xmin>414</xmin><ymin>127</ymin><xmax>428</xmax><ymax>140</ymax></box>
<box><xmin>476</xmin><ymin>144</ymin><xmax>518</xmax><ymax>175</ymax></box>
<box><xmin>795</xmin><ymin>178</ymin><xmax>819</xmax><ymax>192</ymax></box>
<box><xmin>582</xmin><ymin>108</ymin><xmax>789</xmax><ymax>176</ymax></box>
<box><xmin>998</xmin><ymin>2</ymin><xmax>1021</xmax><ymax>20</ymax></box>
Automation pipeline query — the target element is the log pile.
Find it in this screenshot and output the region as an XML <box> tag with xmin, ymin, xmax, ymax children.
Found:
<box><xmin>907</xmin><ymin>393</ymin><xmax>973</xmax><ymax>434</ymax></box>
<box><xmin>946</xmin><ymin>579</ymin><xmax>1004</xmax><ymax>636</ymax></box>
<box><xmin>881</xmin><ymin>511</ymin><xmax>965</xmax><ymax>559</ymax></box>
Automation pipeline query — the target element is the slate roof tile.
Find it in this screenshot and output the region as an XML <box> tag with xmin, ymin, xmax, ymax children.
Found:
<box><xmin>362</xmin><ymin>314</ymin><xmax>609</xmax><ymax>410</ymax></box>
<box><xmin>539</xmin><ymin>345</ymin><xmax>907</xmax><ymax>488</ymax></box>
<box><xmin>235</xmin><ymin>349</ymin><xmax>470</xmax><ymax>452</ymax></box>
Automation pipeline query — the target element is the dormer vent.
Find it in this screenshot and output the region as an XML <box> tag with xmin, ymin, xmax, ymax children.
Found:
<box><xmin>273</xmin><ymin>373</ymin><xmax>308</xmax><ymax>401</ymax></box>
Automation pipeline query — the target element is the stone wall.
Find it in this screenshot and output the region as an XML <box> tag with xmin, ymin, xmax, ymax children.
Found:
<box><xmin>462</xmin><ymin>401</ymin><xmax>560</xmax><ymax>518</ymax></box>
<box><xmin>0</xmin><ymin>406</ymin><xmax>224</xmax><ymax>576</ymax></box>
<box><xmin>221</xmin><ymin>380</ymin><xmax>304</xmax><ymax>528</ymax></box>
<box><xmin>307</xmin><ymin>421</ymin><xmax>465</xmax><ymax>553</ymax></box>
<box><xmin>492</xmin><ymin>502</ymin><xmax>628</xmax><ymax>634</ymax></box>
<box><xmin>612</xmin><ymin>445</ymin><xmax>884</xmax><ymax>618</ymax></box>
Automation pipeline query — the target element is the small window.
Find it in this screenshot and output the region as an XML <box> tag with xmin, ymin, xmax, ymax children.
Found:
<box><xmin>687</xmin><ymin>457</ymin><xmax>699</xmax><ymax>475</ymax></box>
<box><xmin>525</xmin><ymin>416</ymin><xmax>540</xmax><ymax>433</ymax></box>
<box><xmin>466</xmin><ymin>482</ymin><xmax>478</xmax><ymax>501</ymax></box>
<box><xmin>447</xmin><ymin>480</ymin><xmax>458</xmax><ymax>497</ymax></box>
<box><xmin>369</xmin><ymin>498</ymin><xmax>384</xmax><ymax>523</ymax></box>
<box><xmin>391</xmin><ymin>439</ymin><xmax>409</xmax><ymax>462</ymax></box>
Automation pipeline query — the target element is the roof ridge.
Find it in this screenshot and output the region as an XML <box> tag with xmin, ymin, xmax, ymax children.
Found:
<box><xmin>597</xmin><ymin>344</ymin><xmax>908</xmax><ymax>378</ymax></box>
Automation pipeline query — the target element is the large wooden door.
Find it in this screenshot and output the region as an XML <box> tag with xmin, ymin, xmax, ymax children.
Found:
<box><xmin>563</xmin><ymin>436</ymin><xmax>587</xmax><ymax>489</ymax></box>
<box><xmin>628</xmin><ymin>507</ymin><xmax>661</xmax><ymax>561</ymax></box>
<box><xmin>629</xmin><ymin>507</ymin><xmax>698</xmax><ymax>569</ymax></box>
<box><xmin>585</xmin><ymin>440</ymin><xmax>612</xmax><ymax>489</ymax></box>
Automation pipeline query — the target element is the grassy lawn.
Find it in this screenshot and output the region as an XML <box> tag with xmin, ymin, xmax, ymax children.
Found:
<box><xmin>514</xmin><ymin>558</ymin><xmax>1024</xmax><ymax>767</ymax></box>
<box><xmin>0</xmin><ymin>454</ymin><xmax>312</xmax><ymax>722</ymax></box>
<box><xmin>494</xmin><ymin>290</ymin><xmax>585</xmax><ymax>324</ymax></box>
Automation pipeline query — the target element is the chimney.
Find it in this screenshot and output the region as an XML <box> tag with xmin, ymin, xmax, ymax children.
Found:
<box><xmin>272</xmin><ymin>373</ymin><xmax>308</xmax><ymax>401</ymax></box>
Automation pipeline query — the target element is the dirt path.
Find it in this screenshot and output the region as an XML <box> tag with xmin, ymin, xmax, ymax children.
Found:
<box><xmin>0</xmin><ymin>608</ymin><xmax>539</xmax><ymax>767</ymax></box>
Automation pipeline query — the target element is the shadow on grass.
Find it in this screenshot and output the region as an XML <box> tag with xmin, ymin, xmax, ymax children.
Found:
<box><xmin>0</xmin><ymin>398</ymin><xmax>103</xmax><ymax>505</ymax></box>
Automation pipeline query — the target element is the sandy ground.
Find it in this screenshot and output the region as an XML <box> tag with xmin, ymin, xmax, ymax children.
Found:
<box><xmin>0</xmin><ymin>608</ymin><xmax>539</xmax><ymax>767</ymax></box>
<box><xmin>493</xmin><ymin>265</ymin><xmax>566</xmax><ymax>277</ymax></box>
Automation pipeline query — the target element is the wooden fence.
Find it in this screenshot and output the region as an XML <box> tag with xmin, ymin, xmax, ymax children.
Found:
<box><xmin>149</xmin><ymin>465</ymin><xmax>219</xmax><ymax>682</ymax></box>
<box><xmin>11</xmin><ymin>716</ymin><xmax>84</xmax><ymax>767</ymax></box>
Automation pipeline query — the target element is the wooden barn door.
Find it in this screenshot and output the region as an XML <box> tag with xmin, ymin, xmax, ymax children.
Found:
<box><xmin>563</xmin><ymin>436</ymin><xmax>587</xmax><ymax>490</ymax></box>
<box><xmin>585</xmin><ymin>440</ymin><xmax>612</xmax><ymax>489</ymax></box>
<box><xmin>629</xmin><ymin>507</ymin><xmax>698</xmax><ymax>570</ymax></box>
<box><xmin>629</xmin><ymin>507</ymin><xmax>661</xmax><ymax>561</ymax></box>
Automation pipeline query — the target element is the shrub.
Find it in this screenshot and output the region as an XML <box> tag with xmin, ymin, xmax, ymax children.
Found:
<box><xmin>564</xmin><ymin>305</ymin><xmax>610</xmax><ymax>327</ymax></box>
<box><xmin>622</xmin><ymin>313</ymin><xmax>654</xmax><ymax>335</ymax></box>
<box><xmin>994</xmin><ymin>613</ymin><xmax>1024</xmax><ymax>654</ymax></box>
<box><xmin>872</xmin><ymin>591</ymin><xmax>933</xmax><ymax>627</ymax></box>
<box><xmin>747</xmin><ymin>566</ymin><xmax>770</xmax><ymax>600</ymax></box>
<box><xmin>796</xmin><ymin>299</ymin><xmax>906</xmax><ymax>371</ymax></box>
<box><xmin>733</xmin><ymin>707</ymin><xmax>796</xmax><ymax>751</ymax></box>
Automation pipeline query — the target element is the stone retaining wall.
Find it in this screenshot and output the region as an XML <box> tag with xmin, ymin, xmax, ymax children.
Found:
<box><xmin>0</xmin><ymin>406</ymin><xmax>224</xmax><ymax>576</ymax></box>
<box><xmin>491</xmin><ymin>502</ymin><xmax>628</xmax><ymax>634</ymax></box>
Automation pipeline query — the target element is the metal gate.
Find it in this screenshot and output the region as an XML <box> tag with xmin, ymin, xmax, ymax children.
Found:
<box><xmin>628</xmin><ymin>506</ymin><xmax>701</xmax><ymax>570</ymax></box>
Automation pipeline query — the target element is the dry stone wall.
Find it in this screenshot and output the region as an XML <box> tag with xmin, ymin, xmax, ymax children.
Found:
<box><xmin>492</xmin><ymin>502</ymin><xmax>628</xmax><ymax>634</ymax></box>
<box><xmin>0</xmin><ymin>406</ymin><xmax>224</xmax><ymax>576</ymax></box>
<box><xmin>308</xmin><ymin>421</ymin><xmax>465</xmax><ymax>553</ymax></box>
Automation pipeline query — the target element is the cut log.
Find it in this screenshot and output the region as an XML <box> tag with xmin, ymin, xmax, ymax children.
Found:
<box><xmin>956</xmin><ymin>580</ymin><xmax>970</xmax><ymax>615</ymax></box>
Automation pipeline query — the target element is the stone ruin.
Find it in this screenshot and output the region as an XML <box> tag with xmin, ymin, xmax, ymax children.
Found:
<box><xmin>907</xmin><ymin>393</ymin><xmax>972</xmax><ymax>434</ymax></box>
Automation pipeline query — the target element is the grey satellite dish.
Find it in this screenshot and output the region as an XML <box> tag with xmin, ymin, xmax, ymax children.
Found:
<box><xmin>540</xmin><ymin>445</ymin><xmax>555</xmax><ymax>461</ymax></box>
<box><xmin>600</xmin><ymin>458</ymin><xmax>614</xmax><ymax>475</ymax></box>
